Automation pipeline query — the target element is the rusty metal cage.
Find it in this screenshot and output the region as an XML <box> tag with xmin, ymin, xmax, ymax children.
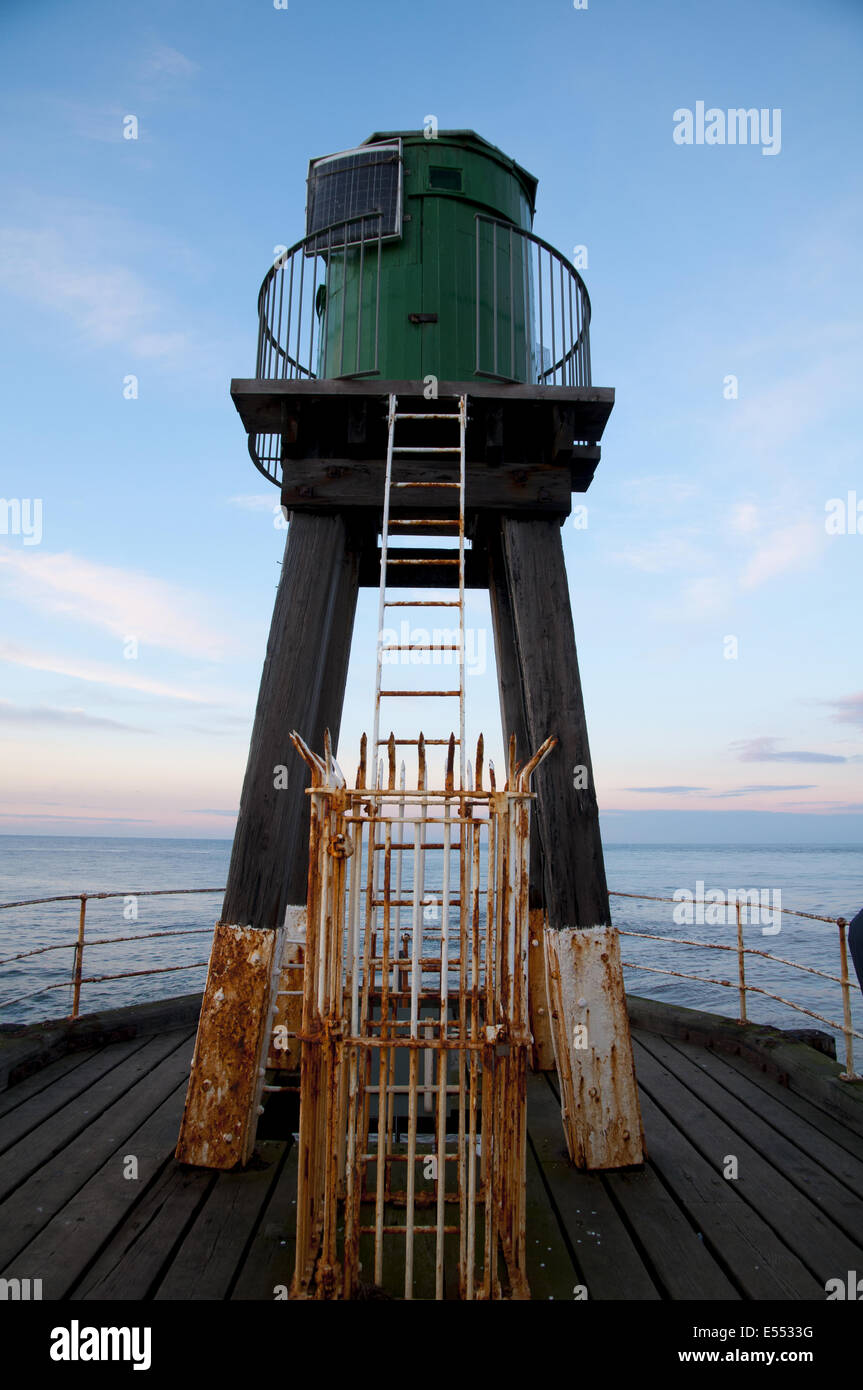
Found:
<box><xmin>287</xmin><ymin>729</ymin><xmax>554</xmax><ymax>1300</ymax></box>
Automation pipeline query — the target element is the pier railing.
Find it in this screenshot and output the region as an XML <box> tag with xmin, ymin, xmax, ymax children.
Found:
<box><xmin>1</xmin><ymin>888</ymin><xmax>860</xmax><ymax>1078</ymax></box>
<box><xmin>0</xmin><ymin>888</ymin><xmax>221</xmax><ymax>1018</ymax></box>
<box><xmin>610</xmin><ymin>893</ymin><xmax>862</xmax><ymax>1081</ymax></box>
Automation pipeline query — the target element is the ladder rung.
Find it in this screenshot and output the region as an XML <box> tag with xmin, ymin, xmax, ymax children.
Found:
<box><xmin>384</xmin><ymin>601</ymin><xmax>460</xmax><ymax>607</ymax></box>
<box><xmin>387</xmin><ymin>519</ymin><xmax>459</xmax><ymax>528</ymax></box>
<box><xmin>392</xmin><ymin>482</ymin><xmax>459</xmax><ymax>489</ymax></box>
<box><xmin>370</xmin><ymin>898</ymin><xmax>462</xmax><ymax>907</ymax></box>
<box><xmin>375</xmin><ymin>738</ymin><xmax>460</xmax><ymax>745</ymax></box>
<box><xmin>379</xmin><ymin>690</ymin><xmax>461</xmax><ymax>697</ymax></box>
<box><xmin>395</xmin><ymin>412</ymin><xmax>460</xmax><ymax>420</ymax></box>
<box><xmin>392</xmin><ymin>446</ymin><xmax>461</xmax><ymax>454</ymax></box>
<box><xmin>387</xmin><ymin>557</ymin><xmax>459</xmax><ymax>566</ymax></box>
<box><xmin>381</xmin><ymin>644</ymin><xmax>461</xmax><ymax>651</ymax></box>
<box><xmin>371</xmin><ymin>842</ymin><xmax>451</xmax><ymax>849</ymax></box>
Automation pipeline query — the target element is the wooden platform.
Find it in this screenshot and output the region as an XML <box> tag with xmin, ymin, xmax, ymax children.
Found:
<box><xmin>1</xmin><ymin>1022</ymin><xmax>862</xmax><ymax>1301</ymax></box>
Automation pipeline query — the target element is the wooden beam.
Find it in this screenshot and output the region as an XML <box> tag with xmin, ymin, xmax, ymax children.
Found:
<box><xmin>358</xmin><ymin>544</ymin><xmax>488</xmax><ymax>590</ymax></box>
<box><xmin>495</xmin><ymin>516</ymin><xmax>644</xmax><ymax>1165</ymax></box>
<box><xmin>232</xmin><ymin>377</ymin><xmax>614</xmax><ymax>432</ymax></box>
<box><xmin>220</xmin><ymin>512</ymin><xmax>361</xmax><ymax>926</ymax></box>
<box><xmin>498</xmin><ymin>515</ymin><xmax>609</xmax><ymax>929</ymax></box>
<box><xmin>280</xmin><ymin>459</ymin><xmax>574</xmax><ymax>515</ymax></box>
<box><xmin>486</xmin><ymin>521</ymin><xmax>544</xmax><ymax>912</ymax></box>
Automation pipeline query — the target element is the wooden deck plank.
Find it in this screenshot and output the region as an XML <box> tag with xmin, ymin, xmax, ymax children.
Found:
<box><xmin>633</xmin><ymin>1038</ymin><xmax>846</xmax><ymax>1295</ymax></box>
<box><xmin>0</xmin><ymin>1035</ymin><xmax>152</xmax><ymax>1164</ymax></box>
<box><xmin>3</xmin><ymin>1078</ymin><xmax>189</xmax><ymax>1298</ymax></box>
<box><xmin>637</xmin><ymin>1033</ymin><xmax>863</xmax><ymax>1267</ymax></box>
<box><xmin>74</xmin><ymin>1158</ymin><xmax>216</xmax><ymax>1299</ymax></box>
<box><xmin>5</xmin><ymin>1015</ymin><xmax>863</xmax><ymax>1303</ymax></box>
<box><xmin>719</xmin><ymin>1046</ymin><xmax>863</xmax><ymax>1167</ymax></box>
<box><xmin>660</xmin><ymin>1035</ymin><xmax>863</xmax><ymax>1203</ymax></box>
<box><xmin>542</xmin><ymin>1062</ymin><xmax>738</xmax><ymax>1300</ymax></box>
<box><xmin>526</xmin><ymin>1073</ymin><xmax>660</xmax><ymax>1300</ymax></box>
<box><xmin>604</xmin><ymin>1161</ymin><xmax>740</xmax><ymax>1301</ymax></box>
<box><xmin>0</xmin><ymin>1031</ymin><xmax>196</xmax><ymax>1269</ymax></box>
<box><xmin>378</xmin><ymin>1201</ymin><xmax>440</xmax><ymax>1301</ymax></box>
<box><xmin>632</xmin><ymin>1086</ymin><xmax>821</xmax><ymax>1299</ymax></box>
<box><xmin>155</xmin><ymin>1141</ymin><xmax>288</xmax><ymax>1300</ymax></box>
<box><xmin>523</xmin><ymin>1135</ymin><xmax>580</xmax><ymax>1301</ymax></box>
<box><xmin>231</xmin><ymin>1143</ymin><xmax>299</xmax><ymax>1300</ymax></box>
<box><xmin>0</xmin><ymin>1048</ymin><xmax>100</xmax><ymax>1120</ymax></box>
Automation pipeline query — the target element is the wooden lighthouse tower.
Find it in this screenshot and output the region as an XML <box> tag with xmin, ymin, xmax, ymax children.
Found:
<box><xmin>176</xmin><ymin>131</ymin><xmax>643</xmax><ymax>1208</ymax></box>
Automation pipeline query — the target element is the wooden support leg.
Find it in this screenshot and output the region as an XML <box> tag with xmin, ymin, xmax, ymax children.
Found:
<box><xmin>495</xmin><ymin>515</ymin><xmax>644</xmax><ymax>1165</ymax></box>
<box><xmin>487</xmin><ymin>526</ymin><xmax>551</xmax><ymax>1068</ymax></box>
<box><xmin>487</xmin><ymin>522</ymin><xmax>544</xmax><ymax>911</ymax></box>
<box><xmin>498</xmin><ymin>515</ymin><xmax>608</xmax><ymax>929</ymax></box>
<box><xmin>221</xmin><ymin>512</ymin><xmax>361</xmax><ymax>927</ymax></box>
<box><xmin>177</xmin><ymin>516</ymin><xmax>359</xmax><ymax>1168</ymax></box>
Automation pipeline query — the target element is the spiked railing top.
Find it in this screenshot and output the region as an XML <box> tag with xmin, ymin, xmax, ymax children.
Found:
<box><xmin>289</xmin><ymin>729</ymin><xmax>556</xmax><ymax>796</ymax></box>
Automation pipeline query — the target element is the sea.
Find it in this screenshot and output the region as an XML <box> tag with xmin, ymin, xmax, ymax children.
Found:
<box><xmin>1</xmin><ymin>836</ymin><xmax>861</xmax><ymax>1048</ymax></box>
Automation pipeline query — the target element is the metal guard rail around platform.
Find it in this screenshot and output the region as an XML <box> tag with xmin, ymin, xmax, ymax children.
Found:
<box><xmin>1</xmin><ymin>889</ymin><xmax>859</xmax><ymax>1078</ymax></box>
<box><xmin>473</xmin><ymin>214</ymin><xmax>591</xmax><ymax>388</ymax></box>
<box><xmin>248</xmin><ymin>213</ymin><xmax>592</xmax><ymax>486</ymax></box>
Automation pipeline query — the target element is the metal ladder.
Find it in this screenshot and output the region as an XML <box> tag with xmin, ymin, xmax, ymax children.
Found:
<box><xmin>372</xmin><ymin>393</ymin><xmax>468</xmax><ymax>789</ymax></box>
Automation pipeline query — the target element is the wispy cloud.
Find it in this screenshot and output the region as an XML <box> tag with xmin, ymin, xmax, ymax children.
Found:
<box><xmin>624</xmin><ymin>785</ymin><xmax>709</xmax><ymax>794</ymax></box>
<box><xmin>732</xmin><ymin>736</ymin><xmax>848</xmax><ymax>765</ymax></box>
<box><xmin>228</xmin><ymin>494</ymin><xmax>280</xmax><ymax>514</ymax></box>
<box><xmin>0</xmin><ymin>225</ymin><xmax>195</xmax><ymax>364</ymax></box>
<box><xmin>0</xmin><ymin>641</ymin><xmax>216</xmax><ymax>704</ymax></box>
<box><xmin>824</xmin><ymin>691</ymin><xmax>863</xmax><ymax>729</ymax></box>
<box><xmin>611</xmin><ymin>531</ymin><xmax>706</xmax><ymax>575</ymax></box>
<box><xmin>726</xmin><ymin>347</ymin><xmax>862</xmax><ymax>462</ymax></box>
<box><xmin>739</xmin><ymin>521</ymin><xmax>822</xmax><ymax>590</ymax></box>
<box><xmin>730</xmin><ymin>502</ymin><xmax>760</xmax><ymax>534</ymax></box>
<box><xmin>0</xmin><ymin>699</ymin><xmax>147</xmax><ymax>732</ymax></box>
<box><xmin>140</xmin><ymin>46</ymin><xmax>199</xmax><ymax>80</ymax></box>
<box><xmin>0</xmin><ymin>810</ymin><xmax>154</xmax><ymax>824</ymax></box>
<box><xmin>619</xmin><ymin>475</ymin><xmax>699</xmax><ymax>506</ymax></box>
<box><xmin>0</xmin><ymin>550</ymin><xmax>225</xmax><ymax>659</ymax></box>
<box><xmin>710</xmin><ymin>784</ymin><xmax>818</xmax><ymax>798</ymax></box>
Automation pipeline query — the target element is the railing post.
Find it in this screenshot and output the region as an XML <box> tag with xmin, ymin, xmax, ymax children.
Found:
<box><xmin>735</xmin><ymin>901</ymin><xmax>747</xmax><ymax>1022</ymax></box>
<box><xmin>474</xmin><ymin>215</ymin><xmax>481</xmax><ymax>375</ymax></box>
<box><xmin>71</xmin><ymin>894</ymin><xmax>87</xmax><ymax>1019</ymax></box>
<box><xmin>837</xmin><ymin>918</ymin><xmax>859</xmax><ymax>1080</ymax></box>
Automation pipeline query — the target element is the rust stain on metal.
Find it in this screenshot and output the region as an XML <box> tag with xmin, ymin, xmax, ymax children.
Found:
<box><xmin>285</xmin><ymin>727</ymin><xmax>554</xmax><ymax>1300</ymax></box>
<box><xmin>175</xmin><ymin>922</ymin><xmax>278</xmax><ymax>1169</ymax></box>
<box><xmin>544</xmin><ymin>923</ymin><xmax>645</xmax><ymax>1169</ymax></box>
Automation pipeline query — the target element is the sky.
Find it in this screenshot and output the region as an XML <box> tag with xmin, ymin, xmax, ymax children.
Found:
<box><xmin>0</xmin><ymin>0</ymin><xmax>860</xmax><ymax>842</ymax></box>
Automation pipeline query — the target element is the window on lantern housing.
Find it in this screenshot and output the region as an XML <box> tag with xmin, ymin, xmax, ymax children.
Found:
<box><xmin>428</xmin><ymin>166</ymin><xmax>463</xmax><ymax>191</ymax></box>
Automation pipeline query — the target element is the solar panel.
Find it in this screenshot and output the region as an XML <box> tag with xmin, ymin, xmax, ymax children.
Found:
<box><xmin>306</xmin><ymin>141</ymin><xmax>402</xmax><ymax>252</ymax></box>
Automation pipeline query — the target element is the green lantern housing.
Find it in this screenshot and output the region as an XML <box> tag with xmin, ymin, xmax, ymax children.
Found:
<box><xmin>306</xmin><ymin>130</ymin><xmax>540</xmax><ymax>383</ymax></box>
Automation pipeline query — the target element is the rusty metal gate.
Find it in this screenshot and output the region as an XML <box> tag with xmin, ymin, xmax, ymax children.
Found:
<box><xmin>288</xmin><ymin>728</ymin><xmax>553</xmax><ymax>1300</ymax></box>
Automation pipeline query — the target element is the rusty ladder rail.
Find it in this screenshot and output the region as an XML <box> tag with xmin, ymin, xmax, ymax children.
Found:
<box><xmin>372</xmin><ymin>393</ymin><xmax>468</xmax><ymax>790</ymax></box>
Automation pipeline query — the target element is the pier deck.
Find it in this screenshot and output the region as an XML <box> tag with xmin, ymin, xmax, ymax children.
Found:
<box><xmin>1</xmin><ymin>1017</ymin><xmax>862</xmax><ymax>1301</ymax></box>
